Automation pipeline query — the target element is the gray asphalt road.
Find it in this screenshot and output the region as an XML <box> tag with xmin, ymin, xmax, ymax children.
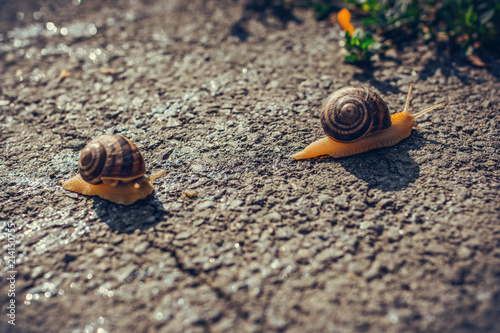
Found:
<box><xmin>1</xmin><ymin>0</ymin><xmax>499</xmax><ymax>332</ymax></box>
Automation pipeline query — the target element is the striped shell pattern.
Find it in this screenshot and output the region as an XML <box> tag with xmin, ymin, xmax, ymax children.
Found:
<box><xmin>78</xmin><ymin>134</ymin><xmax>146</xmax><ymax>185</ymax></box>
<box><xmin>320</xmin><ymin>87</ymin><xmax>392</xmax><ymax>142</ymax></box>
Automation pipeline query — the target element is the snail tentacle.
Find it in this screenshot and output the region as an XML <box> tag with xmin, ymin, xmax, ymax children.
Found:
<box><xmin>413</xmin><ymin>102</ymin><xmax>446</xmax><ymax>119</ymax></box>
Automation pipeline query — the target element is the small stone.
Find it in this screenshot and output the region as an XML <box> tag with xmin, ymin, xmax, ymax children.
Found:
<box><xmin>176</xmin><ymin>232</ymin><xmax>191</xmax><ymax>240</ymax></box>
<box><xmin>166</xmin><ymin>117</ymin><xmax>181</xmax><ymax>128</ymax></box>
<box><xmin>296</xmin><ymin>248</ymin><xmax>312</xmax><ymax>262</ymax></box>
<box><xmin>56</xmin><ymin>68</ymin><xmax>71</xmax><ymax>81</ymax></box>
<box><xmin>229</xmin><ymin>199</ymin><xmax>243</xmax><ymax>208</ymax></box>
<box><xmin>316</xmin><ymin>248</ymin><xmax>344</xmax><ymax>262</ymax></box>
<box><xmin>190</xmin><ymin>164</ymin><xmax>204</xmax><ymax>172</ymax></box>
<box><xmin>134</xmin><ymin>242</ymin><xmax>149</xmax><ymax>254</ymax></box>
<box><xmin>425</xmin><ymin>241</ymin><xmax>448</xmax><ymax>255</ymax></box>
<box><xmin>193</xmin><ymin>219</ymin><xmax>205</xmax><ymax>226</ymax></box>
<box><xmin>113</xmin><ymin>265</ymin><xmax>137</xmax><ymax>283</ymax></box>
<box><xmin>334</xmin><ymin>195</ymin><xmax>349</xmax><ymax>210</ymax></box>
<box><xmin>31</xmin><ymin>266</ymin><xmax>44</xmax><ymax>279</ymax></box>
<box><xmin>386</xmin><ymin>229</ymin><xmax>401</xmax><ymax>242</ymax></box>
<box><xmin>267</xmin><ymin>212</ymin><xmax>281</xmax><ymax>222</ymax></box>
<box><xmin>267</xmin><ymin>314</ymin><xmax>286</xmax><ymax>330</ymax></box>
<box><xmin>65</xmin><ymin>191</ymin><xmax>79</xmax><ymax>199</ymax></box>
<box><xmin>347</xmin><ymin>261</ymin><xmax>360</xmax><ymax>274</ymax></box>
<box><xmin>359</xmin><ymin>221</ymin><xmax>376</xmax><ymax>230</ymax></box>
<box><xmin>317</xmin><ymin>194</ymin><xmax>333</xmax><ymax>205</ymax></box>
<box><xmin>457</xmin><ymin>246</ymin><xmax>471</xmax><ymax>259</ymax></box>
<box><xmin>454</xmin><ymin>187</ymin><xmax>469</xmax><ymax>201</ymax></box>
<box><xmin>145</xmin><ymin>216</ymin><xmax>156</xmax><ymax>224</ymax></box>
<box><xmin>99</xmin><ymin>67</ymin><xmax>119</xmax><ymax>74</ymax></box>
<box><xmin>276</xmin><ymin>227</ymin><xmax>293</xmax><ymax>240</ymax></box>
<box><xmin>93</xmin><ymin>247</ymin><xmax>107</xmax><ymax>258</ymax></box>
<box><xmin>112</xmin><ymin>235</ymin><xmax>124</xmax><ymax>245</ymax></box>
<box><xmin>378</xmin><ymin>199</ymin><xmax>393</xmax><ymax>208</ymax></box>
<box><xmin>184</xmin><ymin>189</ymin><xmax>198</xmax><ymax>197</ymax></box>
<box><xmin>163</xmin><ymin>202</ymin><xmax>183</xmax><ymax>212</ymax></box>
<box><xmin>196</xmin><ymin>200</ymin><xmax>215</xmax><ymax>211</ymax></box>
<box><xmin>42</xmin><ymin>206</ymin><xmax>54</xmax><ymax>216</ymax></box>
<box><xmin>364</xmin><ymin>261</ymin><xmax>381</xmax><ymax>280</ymax></box>
<box><xmin>352</xmin><ymin>201</ymin><xmax>367</xmax><ymax>211</ymax></box>
<box><xmin>266</xmin><ymin>80</ymin><xmax>279</xmax><ymax>90</ymax></box>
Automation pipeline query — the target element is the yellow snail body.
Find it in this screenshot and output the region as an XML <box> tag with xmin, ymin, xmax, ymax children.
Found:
<box><xmin>292</xmin><ymin>84</ymin><xmax>445</xmax><ymax>160</ymax></box>
<box><xmin>62</xmin><ymin>134</ymin><xmax>164</xmax><ymax>205</ymax></box>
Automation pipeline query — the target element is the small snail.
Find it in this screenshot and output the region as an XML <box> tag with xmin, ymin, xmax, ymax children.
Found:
<box><xmin>62</xmin><ymin>134</ymin><xmax>165</xmax><ymax>205</ymax></box>
<box><xmin>292</xmin><ymin>84</ymin><xmax>445</xmax><ymax>159</ymax></box>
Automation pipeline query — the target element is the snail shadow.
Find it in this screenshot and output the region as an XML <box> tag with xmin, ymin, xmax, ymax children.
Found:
<box><xmin>92</xmin><ymin>193</ymin><xmax>166</xmax><ymax>233</ymax></box>
<box><xmin>322</xmin><ymin>136</ymin><xmax>428</xmax><ymax>192</ymax></box>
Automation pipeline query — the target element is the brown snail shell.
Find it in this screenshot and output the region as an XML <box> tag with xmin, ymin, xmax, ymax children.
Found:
<box><xmin>79</xmin><ymin>134</ymin><xmax>146</xmax><ymax>185</ymax></box>
<box><xmin>320</xmin><ymin>86</ymin><xmax>392</xmax><ymax>142</ymax></box>
<box><xmin>62</xmin><ymin>134</ymin><xmax>159</xmax><ymax>205</ymax></box>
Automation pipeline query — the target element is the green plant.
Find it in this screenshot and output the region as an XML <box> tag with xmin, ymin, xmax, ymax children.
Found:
<box><xmin>253</xmin><ymin>0</ymin><xmax>500</xmax><ymax>65</ymax></box>
<box><xmin>345</xmin><ymin>0</ymin><xmax>421</xmax><ymax>39</ymax></box>
<box><xmin>343</xmin><ymin>29</ymin><xmax>382</xmax><ymax>63</ymax></box>
<box><xmin>435</xmin><ymin>0</ymin><xmax>500</xmax><ymax>56</ymax></box>
<box><xmin>336</xmin><ymin>0</ymin><xmax>423</xmax><ymax>64</ymax></box>
<box><xmin>341</xmin><ymin>0</ymin><xmax>500</xmax><ymax>64</ymax></box>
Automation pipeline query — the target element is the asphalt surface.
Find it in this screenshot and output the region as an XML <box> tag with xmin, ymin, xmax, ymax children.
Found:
<box><xmin>1</xmin><ymin>0</ymin><xmax>499</xmax><ymax>332</ymax></box>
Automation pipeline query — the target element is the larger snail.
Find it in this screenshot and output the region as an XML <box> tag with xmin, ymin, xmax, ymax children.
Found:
<box><xmin>292</xmin><ymin>84</ymin><xmax>445</xmax><ymax>159</ymax></box>
<box><xmin>62</xmin><ymin>134</ymin><xmax>164</xmax><ymax>205</ymax></box>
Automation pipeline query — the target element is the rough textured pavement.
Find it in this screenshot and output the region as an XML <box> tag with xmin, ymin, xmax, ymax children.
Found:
<box><xmin>1</xmin><ymin>0</ymin><xmax>499</xmax><ymax>332</ymax></box>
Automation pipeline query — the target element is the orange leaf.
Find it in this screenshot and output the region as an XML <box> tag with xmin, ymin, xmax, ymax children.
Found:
<box><xmin>338</xmin><ymin>8</ymin><xmax>355</xmax><ymax>35</ymax></box>
<box><xmin>468</xmin><ymin>54</ymin><xmax>487</xmax><ymax>67</ymax></box>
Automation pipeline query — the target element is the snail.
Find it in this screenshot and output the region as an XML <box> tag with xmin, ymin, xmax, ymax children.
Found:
<box><xmin>292</xmin><ymin>84</ymin><xmax>445</xmax><ymax>159</ymax></box>
<box><xmin>62</xmin><ymin>134</ymin><xmax>165</xmax><ymax>205</ymax></box>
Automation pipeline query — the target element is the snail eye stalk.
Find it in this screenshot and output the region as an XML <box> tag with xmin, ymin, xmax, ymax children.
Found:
<box><xmin>404</xmin><ymin>83</ymin><xmax>445</xmax><ymax>118</ymax></box>
<box><xmin>414</xmin><ymin>102</ymin><xmax>446</xmax><ymax>119</ymax></box>
<box><xmin>403</xmin><ymin>83</ymin><xmax>414</xmax><ymax>113</ymax></box>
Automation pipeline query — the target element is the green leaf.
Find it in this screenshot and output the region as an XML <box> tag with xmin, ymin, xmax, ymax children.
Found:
<box><xmin>351</xmin><ymin>36</ymin><xmax>361</xmax><ymax>46</ymax></box>
<box><xmin>480</xmin><ymin>8</ymin><xmax>495</xmax><ymax>25</ymax></box>
<box><xmin>345</xmin><ymin>54</ymin><xmax>360</xmax><ymax>63</ymax></box>
<box><xmin>465</xmin><ymin>5</ymin><xmax>475</xmax><ymax>26</ymax></box>
<box><xmin>362</xmin><ymin>17</ymin><xmax>380</xmax><ymax>26</ymax></box>
<box><xmin>361</xmin><ymin>36</ymin><xmax>374</xmax><ymax>49</ymax></box>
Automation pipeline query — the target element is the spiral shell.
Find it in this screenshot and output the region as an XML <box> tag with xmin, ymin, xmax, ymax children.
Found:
<box><xmin>78</xmin><ymin>134</ymin><xmax>146</xmax><ymax>185</ymax></box>
<box><xmin>320</xmin><ymin>87</ymin><xmax>392</xmax><ymax>142</ymax></box>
